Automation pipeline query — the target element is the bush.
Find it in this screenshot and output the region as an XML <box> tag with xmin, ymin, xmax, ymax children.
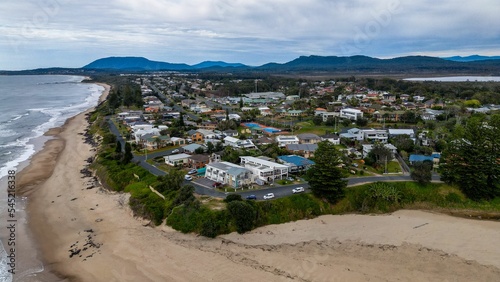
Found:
<box><xmin>227</xmin><ymin>201</ymin><xmax>256</xmax><ymax>234</ymax></box>
<box><xmin>224</xmin><ymin>194</ymin><xmax>243</xmax><ymax>203</ymax></box>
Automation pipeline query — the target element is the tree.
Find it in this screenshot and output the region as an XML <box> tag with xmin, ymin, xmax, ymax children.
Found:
<box><xmin>355</xmin><ymin>117</ymin><xmax>368</xmax><ymax>127</ymax></box>
<box><xmin>194</xmin><ymin>146</ymin><xmax>205</xmax><ymax>154</ymax></box>
<box><xmin>227</xmin><ymin>201</ymin><xmax>256</xmax><ymax>234</ymax></box>
<box><xmin>391</xmin><ymin>134</ymin><xmax>414</xmax><ymax>153</ymax></box>
<box><xmin>239</xmin><ymin>97</ymin><xmax>244</xmax><ymax>108</ymax></box>
<box><xmin>206</xmin><ymin>142</ymin><xmax>215</xmax><ymax>154</ymax></box>
<box><xmin>115</xmin><ymin>140</ymin><xmax>122</xmax><ymax>153</ymax></box>
<box><xmin>312</xmin><ymin>115</ymin><xmax>323</xmax><ymax>126</ymax></box>
<box><xmin>440</xmin><ymin>115</ymin><xmax>500</xmax><ymax>200</ymax></box>
<box><xmin>123</xmin><ymin>142</ymin><xmax>133</xmax><ymax>164</ymax></box>
<box><xmin>155</xmin><ymin>169</ymin><xmax>186</xmax><ymax>193</ymax></box>
<box><xmin>365</xmin><ymin>143</ymin><xmax>393</xmax><ymax>169</ymax></box>
<box><xmin>178</xmin><ymin>112</ymin><xmax>185</xmax><ymax>127</ymax></box>
<box><xmin>411</xmin><ymin>161</ymin><xmax>432</xmax><ymax>185</ymax></box>
<box><xmin>306</xmin><ymin>141</ymin><xmax>347</xmax><ymax>203</ymax></box>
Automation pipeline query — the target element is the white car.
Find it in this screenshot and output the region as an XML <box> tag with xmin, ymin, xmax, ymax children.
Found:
<box><xmin>263</xmin><ymin>193</ymin><xmax>275</xmax><ymax>200</ymax></box>
<box><xmin>292</xmin><ymin>187</ymin><xmax>305</xmax><ymax>194</ymax></box>
<box><xmin>171</xmin><ymin>149</ymin><xmax>180</xmax><ymax>154</ymax></box>
<box><xmin>184</xmin><ymin>175</ymin><xmax>192</xmax><ymax>181</ymax></box>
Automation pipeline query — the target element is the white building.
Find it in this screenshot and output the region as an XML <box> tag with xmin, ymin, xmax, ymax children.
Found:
<box><xmin>362</xmin><ymin>129</ymin><xmax>388</xmax><ymax>143</ymax></box>
<box><xmin>223</xmin><ymin>136</ymin><xmax>256</xmax><ymax>149</ymax></box>
<box><xmin>239</xmin><ymin>156</ymin><xmax>289</xmax><ymax>184</ymax></box>
<box><xmin>339</xmin><ymin>128</ymin><xmax>364</xmax><ymax>141</ymax></box>
<box><xmin>205</xmin><ymin>162</ymin><xmax>252</xmax><ymax>189</ymax></box>
<box><xmin>275</xmin><ymin>135</ymin><xmax>300</xmax><ymax>147</ymax></box>
<box><xmin>164</xmin><ymin>153</ymin><xmax>191</xmax><ymax>166</ymax></box>
<box><xmin>340</xmin><ymin>108</ymin><xmax>363</xmax><ymax>121</ymax></box>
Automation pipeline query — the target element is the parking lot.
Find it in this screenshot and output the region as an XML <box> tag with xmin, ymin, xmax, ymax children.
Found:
<box><xmin>194</xmin><ymin>177</ymin><xmax>216</xmax><ymax>189</ymax></box>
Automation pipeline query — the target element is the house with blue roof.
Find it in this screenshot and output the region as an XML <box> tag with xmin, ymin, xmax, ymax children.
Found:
<box><xmin>277</xmin><ymin>155</ymin><xmax>315</xmax><ymax>173</ymax></box>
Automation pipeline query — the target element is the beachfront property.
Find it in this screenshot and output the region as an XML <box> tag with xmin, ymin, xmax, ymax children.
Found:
<box><xmin>340</xmin><ymin>108</ymin><xmax>363</xmax><ymax>121</ymax></box>
<box><xmin>277</xmin><ymin>155</ymin><xmax>315</xmax><ymax>173</ymax></box>
<box><xmin>205</xmin><ymin>162</ymin><xmax>252</xmax><ymax>189</ymax></box>
<box><xmin>276</xmin><ymin>135</ymin><xmax>299</xmax><ymax>147</ymax></box>
<box><xmin>239</xmin><ymin>156</ymin><xmax>289</xmax><ymax>184</ymax></box>
<box><xmin>223</xmin><ymin>136</ymin><xmax>256</xmax><ymax>149</ymax></box>
<box><xmin>164</xmin><ymin>153</ymin><xmax>191</xmax><ymax>167</ymax></box>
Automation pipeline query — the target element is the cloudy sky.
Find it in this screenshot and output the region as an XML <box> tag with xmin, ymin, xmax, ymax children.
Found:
<box><xmin>1</xmin><ymin>0</ymin><xmax>499</xmax><ymax>70</ymax></box>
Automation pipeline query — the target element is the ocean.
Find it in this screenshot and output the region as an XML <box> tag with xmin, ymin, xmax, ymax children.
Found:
<box><xmin>0</xmin><ymin>75</ymin><xmax>104</xmax><ymax>282</ymax></box>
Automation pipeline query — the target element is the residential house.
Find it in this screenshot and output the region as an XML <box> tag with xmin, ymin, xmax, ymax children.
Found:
<box><xmin>240</xmin><ymin>156</ymin><xmax>289</xmax><ymax>184</ymax></box>
<box><xmin>170</xmin><ymin>137</ymin><xmax>186</xmax><ymax>146</ymax></box>
<box><xmin>297</xmin><ymin>133</ymin><xmax>322</xmax><ymax>144</ymax></box>
<box><xmin>164</xmin><ymin>153</ymin><xmax>191</xmax><ymax>167</ymax></box>
<box><xmin>276</xmin><ymin>135</ymin><xmax>300</xmax><ymax>147</ymax></box>
<box><xmin>222</xmin><ymin>130</ymin><xmax>238</xmax><ymax>137</ymax></box>
<box><xmin>285</xmin><ymin>110</ymin><xmax>304</xmax><ymax>117</ymax></box>
<box><xmin>388</xmin><ymin>129</ymin><xmax>416</xmax><ymax>141</ymax></box>
<box><xmin>139</xmin><ymin>134</ymin><xmax>171</xmax><ymax>150</ymax></box>
<box><xmin>339</xmin><ymin>128</ymin><xmax>364</xmax><ymax>141</ymax></box>
<box><xmin>255</xmin><ymin>136</ymin><xmax>274</xmax><ymax>145</ymax></box>
<box><xmin>187</xmin><ymin>129</ymin><xmax>204</xmax><ymax>142</ymax></box>
<box><xmin>209</xmin><ymin>152</ymin><xmax>223</xmax><ymax>163</ymax></box>
<box><xmin>258</xmin><ymin>106</ymin><xmax>273</xmax><ymax>116</ymax></box>
<box><xmin>277</xmin><ymin>155</ymin><xmax>315</xmax><ymax>173</ymax></box>
<box><xmin>286</xmin><ymin>144</ymin><xmax>318</xmax><ymax>158</ymax></box>
<box><xmin>320</xmin><ymin>133</ymin><xmax>340</xmax><ymax>145</ymax></box>
<box><xmin>188</xmin><ymin>154</ymin><xmax>210</xmax><ymax>169</ymax></box>
<box><xmin>362</xmin><ymin>129</ymin><xmax>388</xmax><ymax>143</ymax></box>
<box><xmin>205</xmin><ymin>162</ymin><xmax>252</xmax><ymax>189</ymax></box>
<box><xmin>182</xmin><ymin>143</ymin><xmax>205</xmax><ymax>154</ymax></box>
<box><xmin>223</xmin><ymin>136</ymin><xmax>256</xmax><ymax>149</ymax></box>
<box><xmin>340</xmin><ymin>108</ymin><xmax>363</xmax><ymax>121</ymax></box>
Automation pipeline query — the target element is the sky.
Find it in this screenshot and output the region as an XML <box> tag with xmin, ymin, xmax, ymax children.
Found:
<box><xmin>1</xmin><ymin>0</ymin><xmax>499</xmax><ymax>70</ymax></box>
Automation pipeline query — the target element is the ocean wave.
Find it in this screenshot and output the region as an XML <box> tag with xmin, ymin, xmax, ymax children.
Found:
<box><xmin>0</xmin><ymin>241</ymin><xmax>13</xmax><ymax>282</ymax></box>
<box><xmin>0</xmin><ymin>139</ymin><xmax>35</xmax><ymax>179</ymax></box>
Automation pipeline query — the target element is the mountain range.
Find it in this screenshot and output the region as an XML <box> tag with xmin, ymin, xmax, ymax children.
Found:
<box><xmin>3</xmin><ymin>55</ymin><xmax>500</xmax><ymax>75</ymax></box>
<box><xmin>80</xmin><ymin>55</ymin><xmax>500</xmax><ymax>74</ymax></box>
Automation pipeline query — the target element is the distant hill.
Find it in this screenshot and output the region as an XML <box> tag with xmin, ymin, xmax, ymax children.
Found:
<box><xmin>191</xmin><ymin>61</ymin><xmax>247</xmax><ymax>69</ymax></box>
<box><xmin>442</xmin><ymin>55</ymin><xmax>500</xmax><ymax>62</ymax></box>
<box><xmin>83</xmin><ymin>57</ymin><xmax>247</xmax><ymax>71</ymax></box>
<box><xmin>83</xmin><ymin>57</ymin><xmax>192</xmax><ymax>71</ymax></box>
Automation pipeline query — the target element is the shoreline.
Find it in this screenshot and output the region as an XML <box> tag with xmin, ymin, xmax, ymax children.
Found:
<box><xmin>16</xmin><ymin>82</ymin><xmax>500</xmax><ymax>281</ymax></box>
<box><xmin>16</xmin><ymin>81</ymin><xmax>110</xmax><ymax>281</ymax></box>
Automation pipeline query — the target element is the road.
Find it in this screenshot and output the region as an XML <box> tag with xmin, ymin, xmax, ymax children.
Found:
<box><xmin>106</xmin><ymin>116</ymin><xmax>442</xmax><ymax>201</ymax></box>
<box><xmin>146</xmin><ymin>82</ymin><xmax>199</xmax><ymax>120</ymax></box>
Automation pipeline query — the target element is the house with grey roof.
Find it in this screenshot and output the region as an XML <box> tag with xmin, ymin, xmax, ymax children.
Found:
<box><xmin>297</xmin><ymin>133</ymin><xmax>322</xmax><ymax>144</ymax></box>
<box><xmin>205</xmin><ymin>162</ymin><xmax>252</xmax><ymax>189</ymax></box>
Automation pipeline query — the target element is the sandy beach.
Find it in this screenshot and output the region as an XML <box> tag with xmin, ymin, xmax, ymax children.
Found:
<box><xmin>15</xmin><ymin>84</ymin><xmax>500</xmax><ymax>281</ymax></box>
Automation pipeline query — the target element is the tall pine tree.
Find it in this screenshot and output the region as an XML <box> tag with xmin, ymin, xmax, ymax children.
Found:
<box><xmin>307</xmin><ymin>141</ymin><xmax>347</xmax><ymax>203</ymax></box>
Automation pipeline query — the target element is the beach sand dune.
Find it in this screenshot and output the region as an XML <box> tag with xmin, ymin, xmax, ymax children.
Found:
<box><xmin>17</xmin><ymin>89</ymin><xmax>500</xmax><ymax>281</ymax></box>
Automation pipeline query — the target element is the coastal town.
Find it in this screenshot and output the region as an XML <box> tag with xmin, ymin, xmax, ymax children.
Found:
<box><xmin>104</xmin><ymin>74</ymin><xmax>499</xmax><ymax>196</ymax></box>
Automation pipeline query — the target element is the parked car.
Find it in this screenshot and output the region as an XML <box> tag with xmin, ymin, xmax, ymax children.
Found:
<box><xmin>171</xmin><ymin>149</ymin><xmax>179</xmax><ymax>154</ymax></box>
<box><xmin>212</xmin><ymin>182</ymin><xmax>222</xmax><ymax>188</ymax></box>
<box><xmin>188</xmin><ymin>169</ymin><xmax>197</xmax><ymax>175</ymax></box>
<box><xmin>263</xmin><ymin>193</ymin><xmax>275</xmax><ymax>200</ymax></box>
<box><xmin>184</xmin><ymin>175</ymin><xmax>192</xmax><ymax>181</ymax></box>
<box><xmin>292</xmin><ymin>187</ymin><xmax>305</xmax><ymax>194</ymax></box>
<box><xmin>287</xmin><ymin>177</ymin><xmax>295</xmax><ymax>181</ymax></box>
<box><xmin>246</xmin><ymin>195</ymin><xmax>257</xmax><ymax>200</ymax></box>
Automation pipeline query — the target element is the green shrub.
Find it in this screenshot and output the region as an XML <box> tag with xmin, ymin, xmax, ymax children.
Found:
<box><xmin>224</xmin><ymin>194</ymin><xmax>243</xmax><ymax>203</ymax></box>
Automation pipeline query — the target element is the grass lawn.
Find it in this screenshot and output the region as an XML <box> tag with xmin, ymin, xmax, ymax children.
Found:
<box><xmin>294</xmin><ymin>121</ymin><xmax>338</xmax><ymax>135</ymax></box>
<box><xmin>134</xmin><ymin>145</ymin><xmax>181</xmax><ymax>156</ymax></box>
